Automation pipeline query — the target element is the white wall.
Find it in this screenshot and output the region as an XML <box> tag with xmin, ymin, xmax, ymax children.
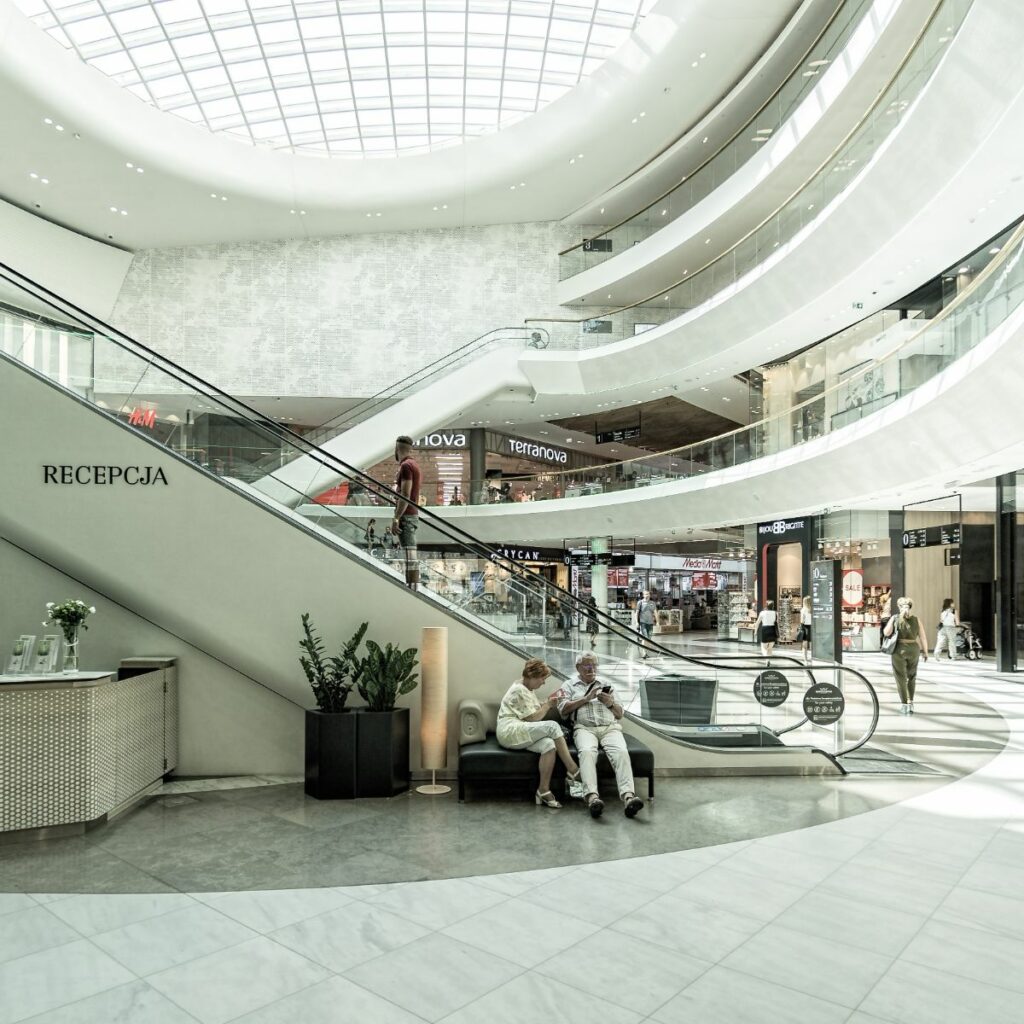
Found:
<box><xmin>109</xmin><ymin>221</ymin><xmax>575</xmax><ymax>396</ymax></box>
<box><xmin>0</xmin><ymin>537</ymin><xmax>302</xmax><ymax>775</ymax></box>
<box><xmin>0</xmin><ymin>198</ymin><xmax>132</xmax><ymax>319</ymax></box>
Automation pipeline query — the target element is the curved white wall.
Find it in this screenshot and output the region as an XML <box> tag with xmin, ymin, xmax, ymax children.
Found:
<box><xmin>557</xmin><ymin>0</ymin><xmax>921</xmax><ymax>306</ymax></box>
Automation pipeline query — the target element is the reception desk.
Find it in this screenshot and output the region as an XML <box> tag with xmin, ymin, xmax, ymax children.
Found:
<box><xmin>0</xmin><ymin>657</ymin><xmax>177</xmax><ymax>838</ymax></box>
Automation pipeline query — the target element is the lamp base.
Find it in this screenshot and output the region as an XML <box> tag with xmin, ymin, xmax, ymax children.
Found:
<box><xmin>416</xmin><ymin>770</ymin><xmax>451</xmax><ymax>796</ymax></box>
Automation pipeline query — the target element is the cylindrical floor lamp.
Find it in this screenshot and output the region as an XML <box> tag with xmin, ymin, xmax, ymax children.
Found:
<box><xmin>417</xmin><ymin>626</ymin><xmax>451</xmax><ymax>795</ymax></box>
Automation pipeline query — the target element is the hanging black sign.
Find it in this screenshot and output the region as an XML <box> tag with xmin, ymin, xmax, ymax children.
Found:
<box><xmin>902</xmin><ymin>524</ymin><xmax>961</xmax><ymax>549</ymax></box>
<box><xmin>753</xmin><ymin>670</ymin><xmax>790</xmax><ymax>708</ymax></box>
<box><xmin>802</xmin><ymin>682</ymin><xmax>845</xmax><ymax>725</ymax></box>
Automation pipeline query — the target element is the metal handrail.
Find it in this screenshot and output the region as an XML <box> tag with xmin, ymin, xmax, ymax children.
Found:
<box><xmin>557</xmin><ymin>0</ymin><xmax>852</xmax><ymax>258</ymax></box>
<box><xmin>530</xmin><ymin>0</ymin><xmax>950</xmax><ymax>325</ymax></box>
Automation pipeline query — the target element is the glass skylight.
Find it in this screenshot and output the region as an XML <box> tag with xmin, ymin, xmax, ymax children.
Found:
<box><xmin>15</xmin><ymin>0</ymin><xmax>654</xmax><ymax>156</ymax></box>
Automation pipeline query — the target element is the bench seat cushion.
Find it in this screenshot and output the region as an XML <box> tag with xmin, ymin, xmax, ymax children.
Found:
<box><xmin>459</xmin><ymin>732</ymin><xmax>654</xmax><ymax>779</ymax></box>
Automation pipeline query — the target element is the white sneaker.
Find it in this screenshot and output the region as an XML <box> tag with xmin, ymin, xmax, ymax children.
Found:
<box><xmin>898</xmin><ymin>704</ymin><xmax>909</xmax><ymax>715</ymax></box>
<box><xmin>908</xmin><ymin>702</ymin><xmax>915</xmax><ymax>714</ymax></box>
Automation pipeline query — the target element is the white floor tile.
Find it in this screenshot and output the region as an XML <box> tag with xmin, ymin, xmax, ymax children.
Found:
<box><xmin>859</xmin><ymin>959</ymin><xmax>1024</xmax><ymax>1024</ymax></box>
<box><xmin>651</xmin><ymin>965</ymin><xmax>850</xmax><ymax>1024</ymax></box>
<box><xmin>579</xmin><ymin>852</ymin><xmax>710</xmax><ymax>893</ymax></box>
<box><xmin>201</xmin><ymin>888</ymin><xmax>353</xmax><ymax>933</ymax></box>
<box><xmin>462</xmin><ymin>865</ymin><xmax>575</xmax><ymax>898</ymax></box>
<box><xmin>436</xmin><ymin>971</ymin><xmax>643</xmax><ymax>1024</ymax></box>
<box><xmin>720</xmin><ymin>922</ymin><xmax>892</xmax><ymax>1008</ymax></box>
<box><xmin>343</xmin><ymin>933</ymin><xmax>523</xmax><ymax>1022</ymax></box>
<box><xmin>441</xmin><ymin>896</ymin><xmax>599</xmax><ymax>968</ymax></box>
<box><xmin>0</xmin><ymin>906</ymin><xmax>80</xmax><ymax>965</ymax></box>
<box><xmin>146</xmin><ymin>936</ymin><xmax>329</xmax><ymax>1024</ymax></box>
<box><xmin>533</xmin><ymin>928</ymin><xmax>710</xmax><ymax>1017</ymax></box>
<box><xmin>0</xmin><ymin>939</ymin><xmax>135</xmax><ymax>1024</ymax></box>
<box><xmin>269</xmin><ymin>900</ymin><xmax>429</xmax><ymax>973</ymax></box>
<box><xmin>666</xmin><ymin>863</ymin><xmax>806</xmax><ymax>922</ymax></box>
<box><xmin>229</xmin><ymin>975</ymin><xmax>423</xmax><ymax>1023</ymax></box>
<box><xmin>610</xmin><ymin>892</ymin><xmax>761</xmax><ymax>962</ymax></box>
<box><xmin>518</xmin><ymin>870</ymin><xmax>657</xmax><ymax>927</ymax></box>
<box><xmin>362</xmin><ymin>875</ymin><xmax>508</xmax><ymax>929</ymax></box>
<box><xmin>0</xmin><ymin>893</ymin><xmax>34</xmax><ymax>917</ymax></box>
<box><xmin>773</xmin><ymin>888</ymin><xmax>926</xmax><ymax>957</ymax></box>
<box><xmin>817</xmin><ymin>860</ymin><xmax>952</xmax><ymax>917</ymax></box>
<box><xmin>92</xmin><ymin>903</ymin><xmax>256</xmax><ymax>976</ymax></box>
<box><xmin>900</xmin><ymin>918</ymin><xmax>1024</xmax><ymax>994</ymax></box>
<box><xmin>15</xmin><ymin>980</ymin><xmax>200</xmax><ymax>1024</ymax></box>
<box><xmin>933</xmin><ymin>884</ymin><xmax>1024</xmax><ymax>941</ymax></box>
<box><xmin>44</xmin><ymin>893</ymin><xmax>195</xmax><ymax>937</ymax></box>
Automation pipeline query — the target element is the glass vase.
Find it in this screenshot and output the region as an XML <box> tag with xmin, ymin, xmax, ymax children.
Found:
<box><xmin>62</xmin><ymin>628</ymin><xmax>80</xmax><ymax>674</ymax></box>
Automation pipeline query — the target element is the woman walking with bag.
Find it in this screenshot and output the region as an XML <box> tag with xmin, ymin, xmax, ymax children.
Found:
<box><xmin>798</xmin><ymin>595</ymin><xmax>813</xmax><ymax>661</ymax></box>
<box><xmin>883</xmin><ymin>597</ymin><xmax>929</xmax><ymax>714</ymax></box>
<box><xmin>755</xmin><ymin>600</ymin><xmax>777</xmax><ymax>658</ymax></box>
<box><xmin>934</xmin><ymin>598</ymin><xmax>961</xmax><ymax>660</ymax></box>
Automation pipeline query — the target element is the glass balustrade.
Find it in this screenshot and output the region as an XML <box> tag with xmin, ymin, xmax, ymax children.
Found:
<box><xmin>465</xmin><ymin>220</ymin><xmax>1024</xmax><ymax>500</ymax></box>
<box><xmin>1</xmin><ymin>260</ymin><xmax>882</xmax><ymax>761</ymax></box>
<box><xmin>536</xmin><ymin>0</ymin><xmax>972</xmax><ymax>349</ymax></box>
<box><xmin>558</xmin><ymin>0</ymin><xmax>875</xmax><ymax>280</ymax></box>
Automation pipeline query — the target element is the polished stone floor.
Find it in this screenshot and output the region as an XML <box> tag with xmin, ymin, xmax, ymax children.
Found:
<box><xmin>1</xmin><ymin>656</ymin><xmax>1021</xmax><ymax>1023</ymax></box>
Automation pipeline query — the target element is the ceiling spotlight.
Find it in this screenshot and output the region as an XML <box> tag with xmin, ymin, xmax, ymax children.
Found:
<box><xmin>221</xmin><ymin>196</ymin><xmax>227</xmax><ymax>202</ymax></box>
<box><xmin>109</xmin><ymin>206</ymin><xmax>117</xmax><ymax>212</ymax></box>
<box><xmin>55</xmin><ymin>124</ymin><xmax>64</xmax><ymax>132</ymax></box>
<box><xmin>989</xmin><ymin>247</ymin><xmax>1000</xmax><ymax>254</ymax></box>
<box><xmin>137</xmin><ymin>167</ymin><xmax>144</xmax><ymax>174</ymax></box>
<box><xmin>41</xmin><ymin>178</ymin><xmax>49</xmax><ymax>185</ymax></box>
<box><xmin>691</xmin><ymin>61</ymin><xmax>698</xmax><ymax>67</ymax></box>
<box><xmin>700</xmin><ymin>52</ymin><xmax>706</xmax><ymax>59</ymax></box>
<box><xmin>210</xmin><ymin>193</ymin><xmax>217</xmax><ymax>198</ymax></box>
<box><xmin>126</xmin><ymin>162</ymin><xmax>133</xmax><ymax>169</ymax></box>
<box><xmin>29</xmin><ymin>172</ymin><xmax>38</xmax><ymax>179</ymax></box>
<box><xmin>43</xmin><ymin>117</ymin><xmax>52</xmax><ymax>125</ymax></box>
<box><xmin>958</xmin><ymin>266</ymin><xmax>970</xmax><ymax>273</ymax></box>
<box><xmin>702</xmin><ymin>136</ymin><xmax>708</xmax><ymax>143</ymax></box>
<box><xmin>600</xmin><ymin>207</ymin><xmax>605</xmax><ymax>214</ymax></box>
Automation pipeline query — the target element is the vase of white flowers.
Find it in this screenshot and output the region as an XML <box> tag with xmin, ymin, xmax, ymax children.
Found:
<box><xmin>44</xmin><ymin>600</ymin><xmax>96</xmax><ymax>674</ymax></box>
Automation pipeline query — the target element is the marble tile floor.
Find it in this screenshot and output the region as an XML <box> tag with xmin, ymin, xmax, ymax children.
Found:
<box><xmin>1</xmin><ymin>663</ymin><xmax>1023</xmax><ymax>1023</ymax></box>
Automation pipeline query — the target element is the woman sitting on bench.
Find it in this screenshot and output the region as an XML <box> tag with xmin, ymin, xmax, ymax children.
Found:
<box><xmin>497</xmin><ymin>659</ymin><xmax>581</xmax><ymax>809</ymax></box>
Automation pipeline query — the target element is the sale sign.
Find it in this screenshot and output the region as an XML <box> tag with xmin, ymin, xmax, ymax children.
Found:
<box><xmin>842</xmin><ymin>569</ymin><xmax>864</xmax><ymax>608</ymax></box>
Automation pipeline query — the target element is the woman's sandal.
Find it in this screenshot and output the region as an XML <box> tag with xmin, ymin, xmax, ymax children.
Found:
<box><xmin>535</xmin><ymin>790</ymin><xmax>563</xmax><ymax>809</ymax></box>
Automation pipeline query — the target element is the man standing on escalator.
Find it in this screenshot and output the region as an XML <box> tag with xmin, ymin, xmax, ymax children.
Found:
<box><xmin>391</xmin><ymin>435</ymin><xmax>422</xmax><ymax>591</ymax></box>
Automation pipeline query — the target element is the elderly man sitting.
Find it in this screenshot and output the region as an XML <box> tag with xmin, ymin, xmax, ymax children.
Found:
<box><xmin>557</xmin><ymin>653</ymin><xmax>644</xmax><ymax>820</ymax></box>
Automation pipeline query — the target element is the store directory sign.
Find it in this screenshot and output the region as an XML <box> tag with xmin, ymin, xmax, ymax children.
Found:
<box><xmin>811</xmin><ymin>559</ymin><xmax>842</xmax><ymax>665</ymax></box>
<box><xmin>902</xmin><ymin>523</ymin><xmax>961</xmax><ymax>549</ymax></box>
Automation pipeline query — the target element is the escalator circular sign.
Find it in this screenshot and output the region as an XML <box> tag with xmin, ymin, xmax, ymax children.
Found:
<box><xmin>753</xmin><ymin>669</ymin><xmax>790</xmax><ymax>708</ymax></box>
<box><xmin>802</xmin><ymin>682</ymin><xmax>845</xmax><ymax>725</ymax></box>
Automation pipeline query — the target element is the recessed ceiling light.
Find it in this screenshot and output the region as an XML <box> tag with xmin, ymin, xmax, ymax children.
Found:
<box><xmin>704</xmin><ymin>238</ymin><xmax>710</xmax><ymax>244</ymax></box>
<box><xmin>989</xmin><ymin>247</ymin><xmax>1000</xmax><ymax>254</ymax></box>
<box><xmin>959</xmin><ymin>266</ymin><xmax>970</xmax><ymax>273</ymax></box>
<box><xmin>137</xmin><ymin>167</ymin><xmax>144</xmax><ymax>174</ymax></box>
<box><xmin>722</xmin><ymin>397</ymin><xmax>731</xmax><ymax>402</ymax></box>
<box><xmin>639</xmin><ymin>112</ymin><xmax>645</xmax><ymax>118</ymax></box>
<box><xmin>691</xmin><ymin>61</ymin><xmax>698</xmax><ymax>67</ymax></box>
<box><xmin>599</xmin><ymin>207</ymin><xmax>605</xmax><ymax>214</ymax></box>
<box><xmin>699</xmin><ymin>52</ymin><xmax>706</xmax><ymax>59</ymax></box>
<box><xmin>55</xmin><ymin>124</ymin><xmax>64</xmax><ymax>132</ymax></box>
<box><xmin>126</xmin><ymin>162</ymin><xmax>133</xmax><ymax>168</ymax></box>
<box><xmin>661</xmin><ymin>209</ymin><xmax>667</xmax><ymax>215</ymax></box>
<box><xmin>43</xmin><ymin>117</ymin><xmax>52</xmax><ymax>125</ymax></box>
<box><xmin>702</xmin><ymin>136</ymin><xmax>708</xmax><ymax>143</ymax></box>
<box><xmin>808</xmin><ymin>59</ymin><xmax>830</xmax><ymax>67</ymax></box>
<box><xmin>29</xmin><ymin>172</ymin><xmax>37</xmax><ymax>179</ymax></box>
<box><xmin>108</xmin><ymin>206</ymin><xmax>117</xmax><ymax>212</ymax></box>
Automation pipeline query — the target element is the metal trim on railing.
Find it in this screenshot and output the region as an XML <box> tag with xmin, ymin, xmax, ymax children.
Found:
<box><xmin>557</xmin><ymin>0</ymin><xmax>852</xmax><ymax>258</ymax></box>
<box><xmin>531</xmin><ymin>0</ymin><xmax>950</xmax><ymax>324</ymax></box>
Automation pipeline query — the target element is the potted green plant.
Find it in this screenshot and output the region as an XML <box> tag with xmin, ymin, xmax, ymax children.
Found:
<box><xmin>353</xmin><ymin>640</ymin><xmax>419</xmax><ymax>798</ymax></box>
<box><xmin>300</xmin><ymin>614</ymin><xmax>366</xmax><ymax>800</ymax></box>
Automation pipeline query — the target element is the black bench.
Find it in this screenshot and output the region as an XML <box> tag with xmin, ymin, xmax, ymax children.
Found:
<box><xmin>458</xmin><ymin>729</ymin><xmax>655</xmax><ymax>803</ymax></box>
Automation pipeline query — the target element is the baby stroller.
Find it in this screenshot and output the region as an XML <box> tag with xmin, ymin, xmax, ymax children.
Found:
<box><xmin>955</xmin><ymin>624</ymin><xmax>983</xmax><ymax>660</ymax></box>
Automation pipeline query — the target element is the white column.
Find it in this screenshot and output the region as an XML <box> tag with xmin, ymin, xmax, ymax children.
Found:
<box><xmin>590</xmin><ymin>536</ymin><xmax>609</xmax><ymax>633</ymax></box>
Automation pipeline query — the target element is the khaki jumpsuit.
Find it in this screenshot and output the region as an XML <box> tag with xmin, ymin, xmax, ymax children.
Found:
<box><xmin>889</xmin><ymin>614</ymin><xmax>923</xmax><ymax>704</ymax></box>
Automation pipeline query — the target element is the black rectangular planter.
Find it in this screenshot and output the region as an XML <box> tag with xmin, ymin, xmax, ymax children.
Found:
<box><xmin>304</xmin><ymin>707</ymin><xmax>410</xmax><ymax>800</ymax></box>
<box><xmin>355</xmin><ymin>707</ymin><xmax>410</xmax><ymax>798</ymax></box>
<box><xmin>304</xmin><ymin>709</ymin><xmax>357</xmax><ymax>800</ymax></box>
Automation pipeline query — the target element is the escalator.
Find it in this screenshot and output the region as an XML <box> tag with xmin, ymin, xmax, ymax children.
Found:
<box><xmin>0</xmin><ymin>259</ymin><xmax>879</xmax><ymax>775</ymax></box>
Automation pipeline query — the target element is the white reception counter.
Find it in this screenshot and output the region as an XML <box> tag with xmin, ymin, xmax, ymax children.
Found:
<box><xmin>0</xmin><ymin>657</ymin><xmax>178</xmax><ymax>838</ymax></box>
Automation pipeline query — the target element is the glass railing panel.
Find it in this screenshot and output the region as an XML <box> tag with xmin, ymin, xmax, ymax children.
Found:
<box><xmin>513</xmin><ymin>221</ymin><xmax>1024</xmax><ymax>502</ymax></box>
<box><xmin>544</xmin><ymin>0</ymin><xmax>970</xmax><ymax>341</ymax></box>
<box><xmin>558</xmin><ymin>0</ymin><xmax>876</xmax><ymax>279</ymax></box>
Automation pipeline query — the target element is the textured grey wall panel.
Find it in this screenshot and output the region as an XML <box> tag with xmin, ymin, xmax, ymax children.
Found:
<box><xmin>110</xmin><ymin>222</ymin><xmax>578</xmax><ymax>397</ymax></box>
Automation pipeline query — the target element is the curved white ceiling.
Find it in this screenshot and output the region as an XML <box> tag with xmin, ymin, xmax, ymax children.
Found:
<box><xmin>14</xmin><ymin>0</ymin><xmax>653</xmax><ymax>157</ymax></box>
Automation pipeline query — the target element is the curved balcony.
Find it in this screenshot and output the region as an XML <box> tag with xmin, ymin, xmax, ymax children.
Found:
<box><xmin>558</xmin><ymin>0</ymin><xmax>884</xmax><ymax>283</ymax></box>
<box><xmin>532</xmin><ymin>0</ymin><xmax>973</xmax><ymax>354</ymax></box>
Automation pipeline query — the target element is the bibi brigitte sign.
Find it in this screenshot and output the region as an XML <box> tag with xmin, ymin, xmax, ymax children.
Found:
<box><xmin>43</xmin><ymin>465</ymin><xmax>168</xmax><ymax>486</ymax></box>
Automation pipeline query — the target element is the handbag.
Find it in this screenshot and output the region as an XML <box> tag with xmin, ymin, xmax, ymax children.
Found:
<box><xmin>795</xmin><ymin>624</ymin><xmax>806</xmax><ymax>642</ymax></box>
<box><xmin>881</xmin><ymin>616</ymin><xmax>900</xmax><ymax>654</ymax></box>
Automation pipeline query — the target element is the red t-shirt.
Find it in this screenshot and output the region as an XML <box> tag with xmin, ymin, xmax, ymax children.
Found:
<box><xmin>396</xmin><ymin>457</ymin><xmax>421</xmax><ymax>516</ymax></box>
